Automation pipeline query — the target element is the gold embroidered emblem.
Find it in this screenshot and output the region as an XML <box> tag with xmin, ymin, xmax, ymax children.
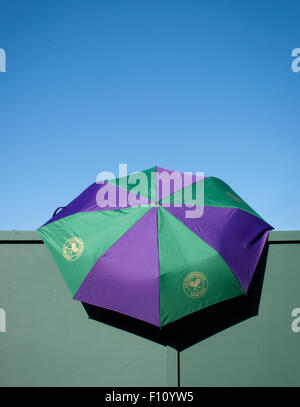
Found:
<box><xmin>183</xmin><ymin>272</ymin><xmax>208</xmax><ymax>298</ymax></box>
<box><xmin>62</xmin><ymin>237</ymin><xmax>84</xmax><ymax>261</ymax></box>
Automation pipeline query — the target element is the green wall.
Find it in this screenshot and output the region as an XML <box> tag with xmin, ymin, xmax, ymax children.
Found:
<box><xmin>0</xmin><ymin>231</ymin><xmax>176</xmax><ymax>387</ymax></box>
<box><xmin>181</xmin><ymin>231</ymin><xmax>300</xmax><ymax>386</ymax></box>
<box><xmin>0</xmin><ymin>230</ymin><xmax>299</xmax><ymax>386</ymax></box>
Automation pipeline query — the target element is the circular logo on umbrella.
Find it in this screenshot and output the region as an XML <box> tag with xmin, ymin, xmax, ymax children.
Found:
<box><xmin>183</xmin><ymin>272</ymin><xmax>208</xmax><ymax>298</ymax></box>
<box><xmin>62</xmin><ymin>237</ymin><xmax>84</xmax><ymax>261</ymax></box>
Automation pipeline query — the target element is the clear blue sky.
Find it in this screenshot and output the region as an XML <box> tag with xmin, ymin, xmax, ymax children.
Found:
<box><xmin>0</xmin><ymin>0</ymin><xmax>299</xmax><ymax>230</ymax></box>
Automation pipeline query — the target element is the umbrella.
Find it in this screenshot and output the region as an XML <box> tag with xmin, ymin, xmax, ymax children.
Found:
<box><xmin>38</xmin><ymin>166</ymin><xmax>273</xmax><ymax>331</ymax></box>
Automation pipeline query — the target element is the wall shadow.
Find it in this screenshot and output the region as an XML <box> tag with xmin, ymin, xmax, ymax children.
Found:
<box><xmin>81</xmin><ymin>243</ymin><xmax>269</xmax><ymax>351</ymax></box>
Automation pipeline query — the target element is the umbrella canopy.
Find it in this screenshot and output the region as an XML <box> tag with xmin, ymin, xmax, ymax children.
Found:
<box><xmin>38</xmin><ymin>166</ymin><xmax>273</xmax><ymax>328</ymax></box>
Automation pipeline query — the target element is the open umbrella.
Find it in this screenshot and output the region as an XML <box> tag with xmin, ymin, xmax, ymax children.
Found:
<box><xmin>38</xmin><ymin>166</ymin><xmax>273</xmax><ymax>330</ymax></box>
